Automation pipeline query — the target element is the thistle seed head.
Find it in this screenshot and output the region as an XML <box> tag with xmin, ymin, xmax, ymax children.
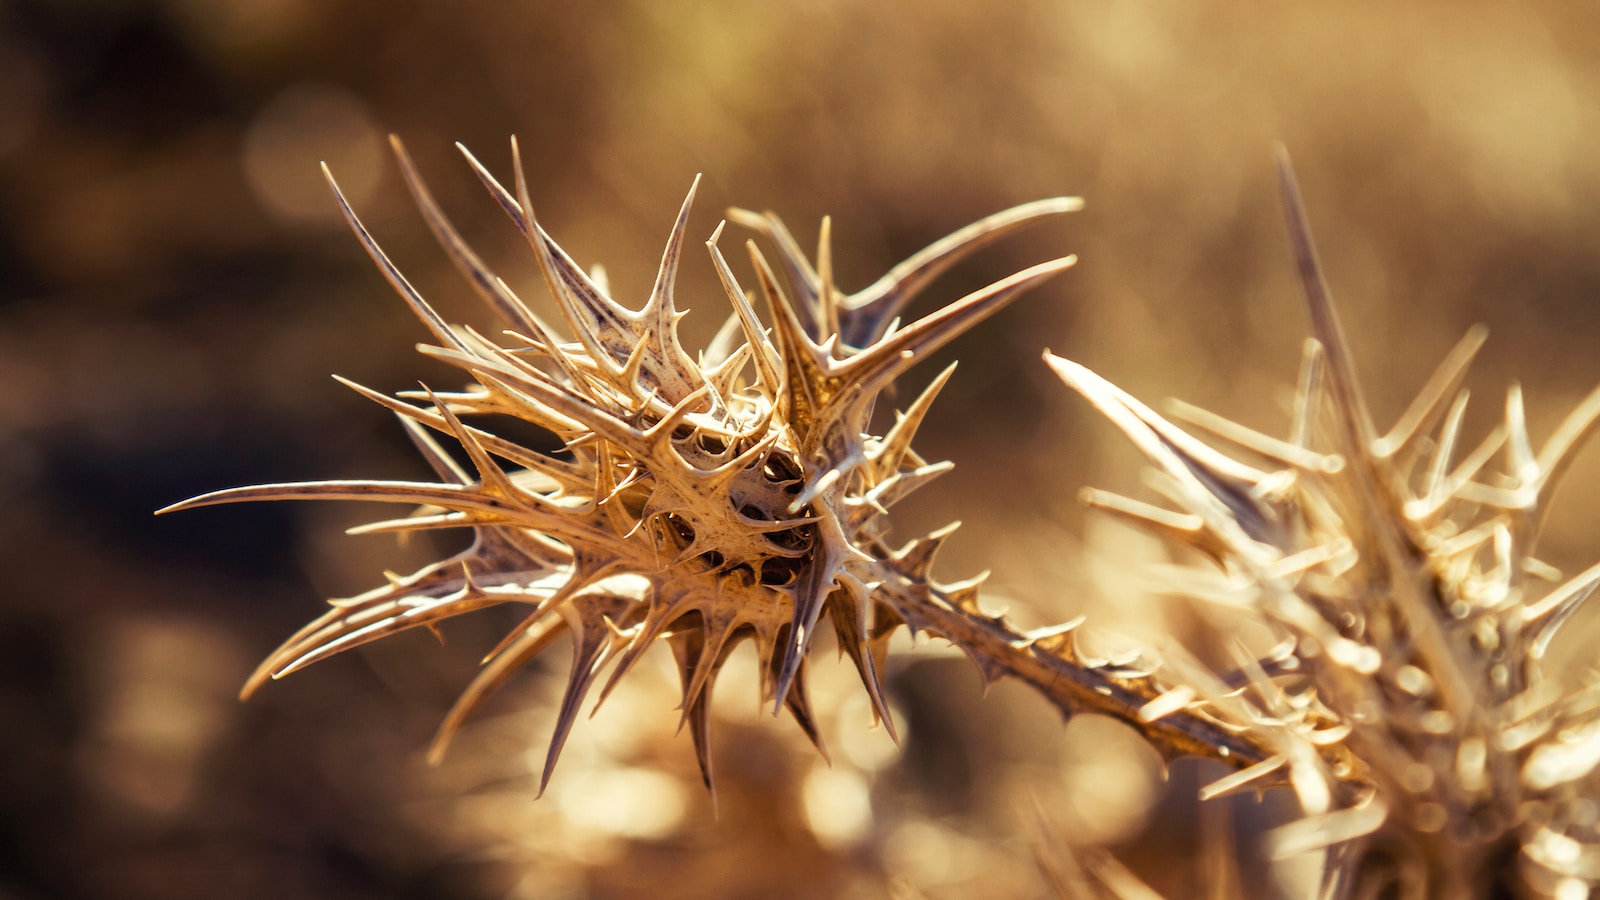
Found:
<box><xmin>1047</xmin><ymin>152</ymin><xmax>1600</xmax><ymax>897</ymax></box>
<box><xmin>162</xmin><ymin>135</ymin><xmax>1080</xmax><ymax>794</ymax></box>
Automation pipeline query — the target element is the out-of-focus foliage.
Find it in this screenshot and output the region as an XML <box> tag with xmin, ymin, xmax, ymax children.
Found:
<box><xmin>4</xmin><ymin>1</ymin><xmax>1600</xmax><ymax>898</ymax></box>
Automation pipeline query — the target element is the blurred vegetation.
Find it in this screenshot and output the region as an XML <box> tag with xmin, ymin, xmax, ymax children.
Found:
<box><xmin>4</xmin><ymin>0</ymin><xmax>1600</xmax><ymax>897</ymax></box>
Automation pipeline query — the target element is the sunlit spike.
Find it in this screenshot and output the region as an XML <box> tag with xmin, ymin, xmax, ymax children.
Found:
<box><xmin>422</xmin><ymin>384</ymin><xmax>521</xmax><ymax>499</ymax></box>
<box><xmin>781</xmin><ymin>658</ymin><xmax>831</xmax><ymax>763</ymax></box>
<box><xmin>334</xmin><ymin>375</ymin><xmax>581</xmax><ymax>482</ymax></box>
<box><xmin>1080</xmin><ymin>488</ymin><xmax>1229</xmax><ymax>562</ymax></box>
<box><xmin>428</xmin><ymin>613</ymin><xmax>568</xmax><ymax>764</ymax></box>
<box><xmin>277</xmin><ymin>591</ymin><xmax>512</xmax><ymax>683</ymax></box>
<box><xmin>157</xmin><ymin>479</ymin><xmax>516</xmax><ymax>518</ymax></box>
<box><xmin>815</xmin><ymin>215</ymin><xmax>841</xmax><ymax>343</ymax></box>
<box><xmin>396</xmin><ymin>414</ymin><xmax>470</xmax><ymax>486</ymax></box>
<box><xmin>1289</xmin><ymin>338</ymin><xmax>1324</xmax><ymax>450</ymax></box>
<box><xmin>389</xmin><ymin>136</ymin><xmax>544</xmax><ymax>337</ymax></box>
<box><xmin>836</xmin><ymin>196</ymin><xmax>1084</xmax><ymax>349</ymax></box>
<box><xmin>747</xmin><ymin>239</ymin><xmax>835</xmax><ymax>441</ymax></box>
<box><xmin>345</xmin><ymin>511</ymin><xmax>478</xmax><ymax>536</ymax></box>
<box><xmin>823</xmin><ymin>580</ymin><xmax>899</xmax><ymax>742</ymax></box>
<box><xmin>790</xmin><ymin>464</ymin><xmax>848</xmax><ymax>513</ymax></box>
<box><xmin>706</xmin><ymin>221</ymin><xmax>782</xmax><ymax>393</ymax></box>
<box><xmin>874</xmin><ymin>362</ymin><xmax>958</xmax><ymax>476</ymax></box>
<box><xmin>773</xmin><ymin>521</ymin><xmax>849</xmax><ymax>712</ymax></box>
<box><xmin>615</xmin><ymin>328</ymin><xmax>655</xmax><ymax>396</ymax></box>
<box><xmin>892</xmin><ymin>522</ymin><xmax>962</xmax><ymax>582</ymax></box>
<box><xmin>725</xmin><ymin>207</ymin><xmax>823</xmax><ymax>334</ymax></box>
<box><xmin>539</xmin><ymin>596</ymin><xmax>633</xmax><ymax>796</ymax></box>
<box><xmin>637</xmin><ymin>175</ymin><xmax>708</xmax><ymax>399</ymax></box>
<box><xmin>1417</xmin><ymin>390</ymin><xmax>1470</xmax><ymax>513</ymax></box>
<box><xmin>1525</xmin><ymin>560</ymin><xmax>1600</xmax><ymax>665</ymax></box>
<box><xmin>239</xmin><ymin>600</ymin><xmax>359</xmax><ymax>699</ymax></box>
<box><xmin>1166</xmin><ymin>397</ymin><xmax>1342</xmax><ymax>473</ymax></box>
<box><xmin>1375</xmin><ymin>325</ymin><xmax>1488</xmax><ymax>458</ymax></box>
<box><xmin>665</xmin><ymin>629</ymin><xmax>719</xmax><ymax>798</ymax></box>
<box><xmin>1275</xmin><ymin>148</ymin><xmax>1376</xmax><ymax>455</ymax></box>
<box><xmin>1507</xmin><ymin>383</ymin><xmax>1538</xmax><ymax>488</ymax></box>
<box><xmin>453</xmin><ymin>141</ymin><xmax>623</xmax><ymax>373</ymax></box>
<box><xmin>323</xmin><ymin>163</ymin><xmax>467</xmax><ymax>355</ymax></box>
<box><xmin>510</xmin><ymin>137</ymin><xmax>636</xmax><ymax>376</ymax></box>
<box><xmin>1044</xmin><ymin>352</ymin><xmax>1279</xmax><ymax>547</ymax></box>
<box><xmin>852</xmin><ymin>462</ymin><xmax>954</xmax><ymax>529</ymax></box>
<box><xmin>1530</xmin><ymin>382</ymin><xmax>1600</xmax><ymax>545</ymax></box>
<box><xmin>835</xmin><ymin>256</ymin><xmax>1078</xmax><ymax>414</ymax></box>
<box><xmin>1199</xmin><ymin>754</ymin><xmax>1289</xmax><ymax>801</ymax></box>
<box><xmin>649</xmin><ymin>174</ymin><xmax>700</xmax><ymax>315</ymax></box>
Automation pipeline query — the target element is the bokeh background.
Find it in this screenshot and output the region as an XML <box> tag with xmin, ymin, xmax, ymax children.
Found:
<box><xmin>5</xmin><ymin>1</ymin><xmax>1600</xmax><ymax>897</ymax></box>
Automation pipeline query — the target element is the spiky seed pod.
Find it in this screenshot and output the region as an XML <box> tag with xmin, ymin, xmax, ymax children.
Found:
<box><xmin>1044</xmin><ymin>152</ymin><xmax>1600</xmax><ymax>898</ymax></box>
<box><xmin>164</xmin><ymin>136</ymin><xmax>1108</xmax><ymax>794</ymax></box>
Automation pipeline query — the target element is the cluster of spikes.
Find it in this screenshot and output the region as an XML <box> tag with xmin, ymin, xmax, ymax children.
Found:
<box><xmin>1044</xmin><ymin>155</ymin><xmax>1600</xmax><ymax>898</ymax></box>
<box><xmin>166</xmin><ymin>137</ymin><xmax>1600</xmax><ymax>896</ymax></box>
<box><xmin>166</xmin><ymin>134</ymin><xmax>1156</xmax><ymax>796</ymax></box>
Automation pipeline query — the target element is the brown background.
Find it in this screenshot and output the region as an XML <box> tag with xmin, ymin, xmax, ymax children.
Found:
<box><xmin>5</xmin><ymin>1</ymin><xmax>1600</xmax><ymax>897</ymax></box>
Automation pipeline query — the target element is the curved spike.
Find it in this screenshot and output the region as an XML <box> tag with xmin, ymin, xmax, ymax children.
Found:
<box><xmin>725</xmin><ymin>207</ymin><xmax>822</xmax><ymax>334</ymax></box>
<box><xmin>706</xmin><ymin>221</ymin><xmax>782</xmax><ymax>395</ymax></box>
<box><xmin>648</xmin><ymin>175</ymin><xmax>701</xmax><ymax>317</ymax></box>
<box><xmin>1530</xmin><ymin>382</ymin><xmax>1600</xmax><ymax>549</ymax></box>
<box><xmin>1275</xmin><ymin>147</ymin><xmax>1375</xmax><ymax>455</ymax></box>
<box><xmin>781</xmin><ymin>656</ymin><xmax>831</xmax><ymax>763</ymax></box>
<box><xmin>825</xmin><ymin>578</ymin><xmax>898</xmax><ymax>743</ymax></box>
<box><xmin>323</xmin><ymin>163</ymin><xmax>467</xmax><ymax>354</ymax></box>
<box><xmin>666</xmin><ymin>628</ymin><xmax>719</xmax><ymax>799</ymax></box>
<box><xmin>389</xmin><ymin>136</ymin><xmax>544</xmax><ymax>337</ymax></box>
<box><xmin>1289</xmin><ymin>338</ymin><xmax>1325</xmax><ymax>450</ymax></box>
<box><xmin>1044</xmin><ymin>352</ymin><xmax>1280</xmax><ymax>549</ymax></box>
<box><xmin>837</xmin><ymin>196</ymin><xmax>1083</xmax><ymax>348</ymax></box>
<box><xmin>873</xmin><ymin>362</ymin><xmax>958</xmax><ymax>477</ymax></box>
<box><xmin>746</xmin><ymin>239</ymin><xmax>833</xmax><ymax>440</ymax></box>
<box><xmin>773</xmin><ymin>516</ymin><xmax>850</xmax><ymax>712</ymax></box>
<box><xmin>428</xmin><ymin>612</ymin><xmax>569</xmax><ymax>764</ymax></box>
<box><xmin>158</xmin><ymin>480</ymin><xmax>520</xmax><ymax>518</ymax></box>
<box><xmin>539</xmin><ymin>595</ymin><xmax>632</xmax><ymax>796</ymax></box>
<box><xmin>396</xmin><ymin>414</ymin><xmax>470</xmax><ymax>486</ymax></box>
<box><xmin>454</xmin><ymin>141</ymin><xmax>628</xmax><ymax>373</ymax></box>
<box><xmin>333</xmin><ymin>375</ymin><xmax>584</xmax><ymax>484</ymax></box>
<box><xmin>1374</xmin><ymin>325</ymin><xmax>1488</xmax><ymax>458</ymax></box>
<box><xmin>834</xmin><ymin>256</ymin><xmax>1077</xmax><ymax>411</ymax></box>
<box><xmin>815</xmin><ymin>215</ymin><xmax>841</xmax><ymax>344</ymax></box>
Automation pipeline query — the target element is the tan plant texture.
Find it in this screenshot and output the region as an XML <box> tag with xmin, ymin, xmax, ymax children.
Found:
<box><xmin>161</xmin><ymin>134</ymin><xmax>1600</xmax><ymax>900</ymax></box>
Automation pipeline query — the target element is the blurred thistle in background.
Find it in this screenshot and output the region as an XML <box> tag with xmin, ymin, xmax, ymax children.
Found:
<box><xmin>3</xmin><ymin>0</ymin><xmax>1600</xmax><ymax>898</ymax></box>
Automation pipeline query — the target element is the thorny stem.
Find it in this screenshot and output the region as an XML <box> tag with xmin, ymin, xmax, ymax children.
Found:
<box><xmin>872</xmin><ymin>566</ymin><xmax>1275</xmax><ymax>769</ymax></box>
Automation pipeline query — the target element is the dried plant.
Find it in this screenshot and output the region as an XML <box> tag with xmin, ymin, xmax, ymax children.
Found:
<box><xmin>164</xmin><ymin>141</ymin><xmax>1600</xmax><ymax>898</ymax></box>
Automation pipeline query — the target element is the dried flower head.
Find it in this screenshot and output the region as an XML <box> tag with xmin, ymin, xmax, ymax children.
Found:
<box><xmin>162</xmin><ymin>136</ymin><xmax>1090</xmax><ymax>793</ymax></box>
<box><xmin>165</xmin><ymin>133</ymin><xmax>1600</xmax><ymax>896</ymax></box>
<box><xmin>1043</xmin><ymin>152</ymin><xmax>1600</xmax><ymax>898</ymax></box>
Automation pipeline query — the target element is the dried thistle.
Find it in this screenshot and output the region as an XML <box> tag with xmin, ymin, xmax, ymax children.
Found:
<box><xmin>164</xmin><ymin>134</ymin><xmax>1161</xmax><ymax>795</ymax></box>
<box><xmin>165</xmin><ymin>135</ymin><xmax>1600</xmax><ymax>897</ymax></box>
<box><xmin>1041</xmin><ymin>152</ymin><xmax>1600</xmax><ymax>898</ymax></box>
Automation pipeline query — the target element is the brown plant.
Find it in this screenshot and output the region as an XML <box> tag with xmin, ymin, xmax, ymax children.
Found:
<box><xmin>164</xmin><ymin>141</ymin><xmax>1600</xmax><ymax>898</ymax></box>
